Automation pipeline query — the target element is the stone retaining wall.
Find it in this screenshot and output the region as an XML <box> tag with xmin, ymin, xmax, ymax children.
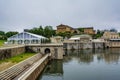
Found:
<box><xmin>64</xmin><ymin>42</ymin><xmax>105</xmax><ymax>50</ymax></box>
<box><xmin>0</xmin><ymin>53</ymin><xmax>42</xmax><ymax>80</ymax></box>
<box><xmin>0</xmin><ymin>45</ymin><xmax>25</xmax><ymax>60</ymax></box>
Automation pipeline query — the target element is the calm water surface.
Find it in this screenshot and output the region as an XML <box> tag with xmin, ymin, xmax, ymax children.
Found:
<box><xmin>37</xmin><ymin>48</ymin><xmax>120</xmax><ymax>80</ymax></box>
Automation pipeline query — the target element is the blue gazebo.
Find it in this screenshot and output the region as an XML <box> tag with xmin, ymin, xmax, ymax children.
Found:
<box><xmin>7</xmin><ymin>32</ymin><xmax>47</xmax><ymax>44</ymax></box>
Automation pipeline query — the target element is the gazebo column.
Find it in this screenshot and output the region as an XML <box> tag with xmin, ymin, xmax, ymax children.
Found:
<box><xmin>30</xmin><ymin>39</ymin><xmax>32</xmax><ymax>44</ymax></box>
<box><xmin>22</xmin><ymin>39</ymin><xmax>24</xmax><ymax>44</ymax></box>
<box><xmin>39</xmin><ymin>39</ymin><xmax>41</xmax><ymax>44</ymax></box>
<box><xmin>15</xmin><ymin>40</ymin><xmax>17</xmax><ymax>44</ymax></box>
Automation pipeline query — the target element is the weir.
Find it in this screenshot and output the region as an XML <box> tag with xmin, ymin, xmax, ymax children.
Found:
<box><xmin>16</xmin><ymin>54</ymin><xmax>49</xmax><ymax>80</ymax></box>
<box><xmin>0</xmin><ymin>54</ymin><xmax>49</xmax><ymax>80</ymax></box>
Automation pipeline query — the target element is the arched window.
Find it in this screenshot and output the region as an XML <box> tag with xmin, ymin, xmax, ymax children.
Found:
<box><xmin>18</xmin><ymin>40</ymin><xmax>23</xmax><ymax>44</ymax></box>
<box><xmin>24</xmin><ymin>40</ymin><xmax>30</xmax><ymax>44</ymax></box>
<box><xmin>44</xmin><ymin>48</ymin><xmax>50</xmax><ymax>54</ymax></box>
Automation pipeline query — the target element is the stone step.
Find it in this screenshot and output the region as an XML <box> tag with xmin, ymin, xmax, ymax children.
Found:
<box><xmin>0</xmin><ymin>53</ymin><xmax>42</xmax><ymax>80</ymax></box>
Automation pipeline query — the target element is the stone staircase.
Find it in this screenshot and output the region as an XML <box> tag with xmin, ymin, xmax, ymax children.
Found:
<box><xmin>0</xmin><ymin>53</ymin><xmax>42</xmax><ymax>80</ymax></box>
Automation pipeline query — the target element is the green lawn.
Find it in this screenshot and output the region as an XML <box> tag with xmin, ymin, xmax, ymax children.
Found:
<box><xmin>0</xmin><ymin>40</ymin><xmax>6</xmax><ymax>46</ymax></box>
<box><xmin>0</xmin><ymin>53</ymin><xmax>36</xmax><ymax>64</ymax></box>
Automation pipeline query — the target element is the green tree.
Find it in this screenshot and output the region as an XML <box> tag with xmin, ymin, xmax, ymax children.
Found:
<box><xmin>57</xmin><ymin>32</ymin><xmax>73</xmax><ymax>39</ymax></box>
<box><xmin>28</xmin><ymin>25</ymin><xmax>55</xmax><ymax>38</ymax></box>
<box><xmin>6</xmin><ymin>31</ymin><xmax>18</xmax><ymax>38</ymax></box>
<box><xmin>57</xmin><ymin>32</ymin><xmax>66</xmax><ymax>38</ymax></box>
<box><xmin>28</xmin><ymin>26</ymin><xmax>44</xmax><ymax>36</ymax></box>
<box><xmin>110</xmin><ymin>28</ymin><xmax>117</xmax><ymax>32</ymax></box>
<box><xmin>44</xmin><ymin>26</ymin><xmax>54</xmax><ymax>38</ymax></box>
<box><xmin>0</xmin><ymin>31</ymin><xmax>5</xmax><ymax>35</ymax></box>
<box><xmin>93</xmin><ymin>29</ymin><xmax>104</xmax><ymax>39</ymax></box>
<box><xmin>78</xmin><ymin>28</ymin><xmax>84</xmax><ymax>34</ymax></box>
<box><xmin>38</xmin><ymin>26</ymin><xmax>44</xmax><ymax>35</ymax></box>
<box><xmin>0</xmin><ymin>31</ymin><xmax>6</xmax><ymax>40</ymax></box>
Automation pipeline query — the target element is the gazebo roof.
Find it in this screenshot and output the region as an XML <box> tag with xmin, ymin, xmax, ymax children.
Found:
<box><xmin>25</xmin><ymin>32</ymin><xmax>46</xmax><ymax>39</ymax></box>
<box><xmin>8</xmin><ymin>32</ymin><xmax>47</xmax><ymax>40</ymax></box>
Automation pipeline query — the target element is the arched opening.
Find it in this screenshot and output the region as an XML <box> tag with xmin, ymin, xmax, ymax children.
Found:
<box><xmin>107</xmin><ymin>46</ymin><xmax>109</xmax><ymax>48</ymax></box>
<box><xmin>18</xmin><ymin>40</ymin><xmax>23</xmax><ymax>44</ymax></box>
<box><xmin>24</xmin><ymin>40</ymin><xmax>30</xmax><ymax>44</ymax></box>
<box><xmin>45</xmin><ymin>48</ymin><xmax>50</xmax><ymax>54</ymax></box>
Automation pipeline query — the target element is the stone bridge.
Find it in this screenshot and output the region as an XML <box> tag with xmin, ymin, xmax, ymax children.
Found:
<box><xmin>0</xmin><ymin>44</ymin><xmax>64</xmax><ymax>60</ymax></box>
<box><xmin>25</xmin><ymin>44</ymin><xmax>64</xmax><ymax>59</ymax></box>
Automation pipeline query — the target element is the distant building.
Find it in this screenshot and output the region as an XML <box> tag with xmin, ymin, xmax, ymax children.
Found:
<box><xmin>50</xmin><ymin>36</ymin><xmax>63</xmax><ymax>43</ymax></box>
<box><xmin>101</xmin><ymin>31</ymin><xmax>120</xmax><ymax>40</ymax></box>
<box><xmin>101</xmin><ymin>31</ymin><xmax>120</xmax><ymax>48</ymax></box>
<box><xmin>69</xmin><ymin>34</ymin><xmax>92</xmax><ymax>43</ymax></box>
<box><xmin>7</xmin><ymin>32</ymin><xmax>47</xmax><ymax>44</ymax></box>
<box><xmin>56</xmin><ymin>24</ymin><xmax>95</xmax><ymax>35</ymax></box>
<box><xmin>64</xmin><ymin>34</ymin><xmax>106</xmax><ymax>49</ymax></box>
<box><xmin>83</xmin><ymin>27</ymin><xmax>95</xmax><ymax>35</ymax></box>
<box><xmin>56</xmin><ymin>24</ymin><xmax>79</xmax><ymax>34</ymax></box>
<box><xmin>109</xmin><ymin>39</ymin><xmax>120</xmax><ymax>48</ymax></box>
<box><xmin>92</xmin><ymin>39</ymin><xmax>105</xmax><ymax>49</ymax></box>
<box><xmin>64</xmin><ymin>34</ymin><xmax>93</xmax><ymax>49</ymax></box>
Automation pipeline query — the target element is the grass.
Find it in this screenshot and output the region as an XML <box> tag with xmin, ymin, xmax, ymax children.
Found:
<box><xmin>0</xmin><ymin>53</ymin><xmax>36</xmax><ymax>64</ymax></box>
<box><xmin>0</xmin><ymin>40</ymin><xmax>6</xmax><ymax>46</ymax></box>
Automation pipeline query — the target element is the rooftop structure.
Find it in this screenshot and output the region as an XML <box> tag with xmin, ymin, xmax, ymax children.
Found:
<box><xmin>50</xmin><ymin>36</ymin><xmax>63</xmax><ymax>43</ymax></box>
<box><xmin>69</xmin><ymin>34</ymin><xmax>92</xmax><ymax>42</ymax></box>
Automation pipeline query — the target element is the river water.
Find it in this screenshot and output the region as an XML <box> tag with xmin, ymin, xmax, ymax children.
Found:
<box><xmin>37</xmin><ymin>48</ymin><xmax>120</xmax><ymax>80</ymax></box>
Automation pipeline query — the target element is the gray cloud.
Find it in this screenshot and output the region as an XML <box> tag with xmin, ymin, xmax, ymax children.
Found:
<box><xmin>0</xmin><ymin>0</ymin><xmax>120</xmax><ymax>32</ymax></box>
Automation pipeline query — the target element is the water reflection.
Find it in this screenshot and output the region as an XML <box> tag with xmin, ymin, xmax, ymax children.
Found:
<box><xmin>37</xmin><ymin>48</ymin><xmax>120</xmax><ymax>80</ymax></box>
<box><xmin>64</xmin><ymin>48</ymin><xmax>120</xmax><ymax>64</ymax></box>
<box><xmin>37</xmin><ymin>60</ymin><xmax>63</xmax><ymax>80</ymax></box>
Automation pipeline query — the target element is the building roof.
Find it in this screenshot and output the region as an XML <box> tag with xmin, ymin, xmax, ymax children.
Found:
<box><xmin>104</xmin><ymin>31</ymin><xmax>118</xmax><ymax>35</ymax></box>
<box><xmin>25</xmin><ymin>32</ymin><xmax>46</xmax><ymax>39</ymax></box>
<box><xmin>92</xmin><ymin>39</ymin><xmax>105</xmax><ymax>42</ymax></box>
<box><xmin>69</xmin><ymin>34</ymin><xmax>92</xmax><ymax>40</ymax></box>
<box><xmin>52</xmin><ymin>36</ymin><xmax>63</xmax><ymax>38</ymax></box>
<box><xmin>71</xmin><ymin>34</ymin><xmax>91</xmax><ymax>38</ymax></box>
<box><xmin>56</xmin><ymin>24</ymin><xmax>74</xmax><ymax>29</ymax></box>
<box><xmin>76</xmin><ymin>27</ymin><xmax>94</xmax><ymax>29</ymax></box>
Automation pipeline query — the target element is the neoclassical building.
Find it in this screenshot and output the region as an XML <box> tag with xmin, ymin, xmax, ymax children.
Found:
<box><xmin>7</xmin><ymin>32</ymin><xmax>47</xmax><ymax>44</ymax></box>
<box><xmin>56</xmin><ymin>24</ymin><xmax>79</xmax><ymax>34</ymax></box>
<box><xmin>83</xmin><ymin>27</ymin><xmax>95</xmax><ymax>35</ymax></box>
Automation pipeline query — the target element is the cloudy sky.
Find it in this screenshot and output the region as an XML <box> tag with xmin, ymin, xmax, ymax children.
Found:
<box><xmin>0</xmin><ymin>0</ymin><xmax>120</xmax><ymax>32</ymax></box>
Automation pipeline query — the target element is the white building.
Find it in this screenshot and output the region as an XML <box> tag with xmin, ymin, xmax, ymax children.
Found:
<box><xmin>69</xmin><ymin>34</ymin><xmax>92</xmax><ymax>43</ymax></box>
<box><xmin>50</xmin><ymin>36</ymin><xmax>63</xmax><ymax>43</ymax></box>
<box><xmin>7</xmin><ymin>32</ymin><xmax>47</xmax><ymax>44</ymax></box>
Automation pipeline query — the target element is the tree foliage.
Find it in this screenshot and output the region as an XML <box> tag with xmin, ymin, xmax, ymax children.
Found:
<box><xmin>92</xmin><ymin>29</ymin><xmax>104</xmax><ymax>39</ymax></box>
<box><xmin>6</xmin><ymin>31</ymin><xmax>18</xmax><ymax>38</ymax></box>
<box><xmin>28</xmin><ymin>25</ymin><xmax>55</xmax><ymax>38</ymax></box>
<box><xmin>78</xmin><ymin>28</ymin><xmax>84</xmax><ymax>33</ymax></box>
<box><xmin>0</xmin><ymin>31</ymin><xmax>6</xmax><ymax>40</ymax></box>
<box><xmin>57</xmin><ymin>32</ymin><xmax>73</xmax><ymax>39</ymax></box>
<box><xmin>0</xmin><ymin>31</ymin><xmax>18</xmax><ymax>40</ymax></box>
<box><xmin>110</xmin><ymin>28</ymin><xmax>117</xmax><ymax>32</ymax></box>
